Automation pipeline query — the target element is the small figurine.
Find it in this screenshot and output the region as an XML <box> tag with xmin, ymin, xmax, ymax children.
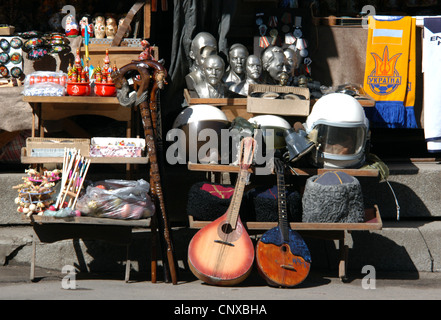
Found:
<box><xmin>105</xmin><ymin>17</ymin><xmax>118</xmax><ymax>39</ymax></box>
<box><xmin>94</xmin><ymin>16</ymin><xmax>106</xmax><ymax>39</ymax></box>
<box><xmin>64</xmin><ymin>13</ymin><xmax>79</xmax><ymax>37</ymax></box>
<box><xmin>138</xmin><ymin>40</ymin><xmax>155</xmax><ymax>60</ymax></box>
<box><xmin>103</xmin><ymin>49</ymin><xmax>111</xmax><ymax>74</ymax></box>
<box><xmin>80</xmin><ymin>14</ymin><xmax>94</xmax><ymax>38</ymax></box>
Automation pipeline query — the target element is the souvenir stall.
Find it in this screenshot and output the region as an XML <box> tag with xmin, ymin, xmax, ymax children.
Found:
<box><xmin>1</xmin><ymin>0</ymin><xmax>441</xmax><ymax>287</ymax></box>
<box><xmin>1</xmin><ymin>1</ymin><xmax>177</xmax><ymax>284</ymax></box>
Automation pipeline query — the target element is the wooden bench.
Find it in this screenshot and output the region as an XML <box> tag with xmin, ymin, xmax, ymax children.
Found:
<box><xmin>186</xmin><ymin>163</ymin><xmax>383</xmax><ymax>281</ymax></box>
<box><xmin>24</xmin><ymin>215</ymin><xmax>157</xmax><ymax>283</ymax></box>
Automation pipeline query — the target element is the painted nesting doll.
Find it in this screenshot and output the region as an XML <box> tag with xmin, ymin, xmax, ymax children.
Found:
<box><xmin>64</xmin><ymin>13</ymin><xmax>79</xmax><ymax>37</ymax></box>
<box><xmin>80</xmin><ymin>14</ymin><xmax>94</xmax><ymax>38</ymax></box>
<box><xmin>94</xmin><ymin>16</ymin><xmax>106</xmax><ymax>39</ymax></box>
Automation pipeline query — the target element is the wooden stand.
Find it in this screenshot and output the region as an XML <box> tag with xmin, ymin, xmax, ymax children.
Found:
<box><xmin>25</xmin><ymin>215</ymin><xmax>156</xmax><ymax>283</ymax></box>
<box><xmin>186</xmin><ymin>163</ymin><xmax>383</xmax><ymax>282</ymax></box>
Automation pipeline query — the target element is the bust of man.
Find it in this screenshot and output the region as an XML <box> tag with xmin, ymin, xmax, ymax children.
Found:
<box><xmin>185</xmin><ymin>32</ymin><xmax>217</xmax><ymax>90</ymax></box>
<box><xmin>223</xmin><ymin>43</ymin><xmax>249</xmax><ymax>88</ymax></box>
<box><xmin>194</xmin><ymin>55</ymin><xmax>227</xmax><ymax>99</ymax></box>
<box><xmin>261</xmin><ymin>46</ymin><xmax>288</xmax><ymax>85</ymax></box>
<box><xmin>229</xmin><ymin>55</ymin><xmax>262</xmax><ymax>96</ymax></box>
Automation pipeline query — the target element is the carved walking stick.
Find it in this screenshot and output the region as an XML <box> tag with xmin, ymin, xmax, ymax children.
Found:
<box><xmin>112</xmin><ymin>59</ymin><xmax>177</xmax><ymax>285</ymax></box>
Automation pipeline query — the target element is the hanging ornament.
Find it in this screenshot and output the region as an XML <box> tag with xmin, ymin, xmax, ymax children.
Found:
<box><xmin>268</xmin><ymin>16</ymin><xmax>278</xmax><ymax>28</ymax></box>
<box><xmin>269</xmin><ymin>28</ymin><xmax>280</xmax><ymax>46</ymax></box>
<box><xmin>256</xmin><ymin>13</ymin><xmax>264</xmax><ymax>26</ymax></box>
<box><xmin>258</xmin><ymin>24</ymin><xmax>270</xmax><ymax>48</ymax></box>
<box><xmin>285</xmin><ymin>33</ymin><xmax>296</xmax><ymax>45</ymax></box>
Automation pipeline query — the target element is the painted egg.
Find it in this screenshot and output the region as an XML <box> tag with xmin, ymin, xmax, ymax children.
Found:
<box><xmin>10</xmin><ymin>67</ymin><xmax>23</xmax><ymax>79</ymax></box>
<box><xmin>0</xmin><ymin>39</ymin><xmax>10</xmax><ymax>51</ymax></box>
<box><xmin>0</xmin><ymin>52</ymin><xmax>9</xmax><ymax>64</ymax></box>
<box><xmin>10</xmin><ymin>52</ymin><xmax>22</xmax><ymax>64</ymax></box>
<box><xmin>10</xmin><ymin>37</ymin><xmax>23</xmax><ymax>49</ymax></box>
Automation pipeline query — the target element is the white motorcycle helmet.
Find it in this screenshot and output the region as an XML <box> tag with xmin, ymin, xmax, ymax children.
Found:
<box><xmin>172</xmin><ymin>104</ymin><xmax>230</xmax><ymax>162</ymax></box>
<box><xmin>248</xmin><ymin>115</ymin><xmax>291</xmax><ymax>149</ymax></box>
<box><xmin>304</xmin><ymin>93</ymin><xmax>369</xmax><ymax>169</ymax></box>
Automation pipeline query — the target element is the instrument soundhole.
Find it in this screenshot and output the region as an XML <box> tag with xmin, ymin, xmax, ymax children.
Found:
<box><xmin>221</xmin><ymin>223</ymin><xmax>233</xmax><ymax>234</ymax></box>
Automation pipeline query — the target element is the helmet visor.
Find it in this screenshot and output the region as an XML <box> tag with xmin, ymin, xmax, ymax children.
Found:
<box><xmin>316</xmin><ymin>124</ymin><xmax>366</xmax><ymax>157</ymax></box>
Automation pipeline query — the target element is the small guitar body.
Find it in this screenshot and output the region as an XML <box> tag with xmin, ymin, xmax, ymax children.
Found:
<box><xmin>256</xmin><ymin>158</ymin><xmax>311</xmax><ymax>287</ymax></box>
<box><xmin>188</xmin><ymin>137</ymin><xmax>256</xmax><ymax>286</ymax></box>
<box><xmin>188</xmin><ymin>213</ymin><xmax>254</xmax><ymax>286</ymax></box>
<box><xmin>256</xmin><ymin>227</ymin><xmax>311</xmax><ymax>287</ymax></box>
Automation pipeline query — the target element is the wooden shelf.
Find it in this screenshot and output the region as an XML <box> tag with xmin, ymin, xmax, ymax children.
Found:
<box><xmin>23</xmin><ymin>95</ymin><xmax>119</xmax><ymax>104</ymax></box>
<box><xmin>23</xmin><ymin>214</ymin><xmax>152</xmax><ymax>227</ymax></box>
<box><xmin>188</xmin><ymin>206</ymin><xmax>382</xmax><ymax>231</ymax></box>
<box><xmin>187</xmin><ymin>162</ymin><xmax>379</xmax><ymax>177</ymax></box>
<box><xmin>21</xmin><ymin>147</ymin><xmax>149</xmax><ymax>164</ymax></box>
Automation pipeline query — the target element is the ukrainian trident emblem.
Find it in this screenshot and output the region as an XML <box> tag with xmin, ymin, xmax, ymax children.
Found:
<box><xmin>367</xmin><ymin>46</ymin><xmax>402</xmax><ymax>95</ymax></box>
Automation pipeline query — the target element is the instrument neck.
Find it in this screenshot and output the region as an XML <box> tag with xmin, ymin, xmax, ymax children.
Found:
<box><xmin>276</xmin><ymin>168</ymin><xmax>290</xmax><ymax>242</ymax></box>
<box><xmin>227</xmin><ymin>169</ymin><xmax>249</xmax><ymax>229</ymax></box>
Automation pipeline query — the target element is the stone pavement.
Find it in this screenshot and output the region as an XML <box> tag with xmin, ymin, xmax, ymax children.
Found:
<box><xmin>1</xmin><ymin>264</ymin><xmax>441</xmax><ymax>301</ymax></box>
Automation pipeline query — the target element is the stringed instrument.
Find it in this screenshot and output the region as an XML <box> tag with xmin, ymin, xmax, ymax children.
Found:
<box><xmin>256</xmin><ymin>158</ymin><xmax>311</xmax><ymax>287</ymax></box>
<box><xmin>187</xmin><ymin>137</ymin><xmax>256</xmax><ymax>286</ymax></box>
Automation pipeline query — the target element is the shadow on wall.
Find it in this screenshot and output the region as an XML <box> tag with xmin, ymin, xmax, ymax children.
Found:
<box><xmin>360</xmin><ymin>178</ymin><xmax>432</xmax><ymax>220</ymax></box>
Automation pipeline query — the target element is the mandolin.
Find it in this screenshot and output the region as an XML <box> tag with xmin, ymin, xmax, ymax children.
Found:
<box><xmin>256</xmin><ymin>158</ymin><xmax>311</xmax><ymax>287</ymax></box>
<box><xmin>187</xmin><ymin>137</ymin><xmax>256</xmax><ymax>286</ymax></box>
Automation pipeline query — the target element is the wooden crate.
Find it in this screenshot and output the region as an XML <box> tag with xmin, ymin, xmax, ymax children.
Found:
<box><xmin>80</xmin><ymin>44</ymin><xmax>158</xmax><ymax>69</ymax></box>
<box><xmin>183</xmin><ymin>88</ymin><xmax>254</xmax><ymax>121</ymax></box>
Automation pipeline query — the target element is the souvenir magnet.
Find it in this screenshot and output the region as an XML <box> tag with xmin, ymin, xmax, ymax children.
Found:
<box><xmin>10</xmin><ymin>37</ymin><xmax>23</xmax><ymax>49</ymax></box>
<box><xmin>0</xmin><ymin>39</ymin><xmax>10</xmax><ymax>52</ymax></box>
<box><xmin>0</xmin><ymin>65</ymin><xmax>8</xmax><ymax>77</ymax></box>
<box><xmin>0</xmin><ymin>52</ymin><xmax>9</xmax><ymax>64</ymax></box>
<box><xmin>10</xmin><ymin>67</ymin><xmax>23</xmax><ymax>79</ymax></box>
<box><xmin>10</xmin><ymin>52</ymin><xmax>22</xmax><ymax>64</ymax></box>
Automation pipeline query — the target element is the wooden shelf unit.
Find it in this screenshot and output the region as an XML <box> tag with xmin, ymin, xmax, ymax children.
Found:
<box><xmin>186</xmin><ymin>162</ymin><xmax>382</xmax><ymax>281</ymax></box>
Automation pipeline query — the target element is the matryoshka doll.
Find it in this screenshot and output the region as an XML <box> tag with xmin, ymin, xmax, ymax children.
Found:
<box><xmin>80</xmin><ymin>14</ymin><xmax>94</xmax><ymax>38</ymax></box>
<box><xmin>105</xmin><ymin>17</ymin><xmax>118</xmax><ymax>39</ymax></box>
<box><xmin>64</xmin><ymin>13</ymin><xmax>79</xmax><ymax>37</ymax></box>
<box><xmin>94</xmin><ymin>16</ymin><xmax>106</xmax><ymax>39</ymax></box>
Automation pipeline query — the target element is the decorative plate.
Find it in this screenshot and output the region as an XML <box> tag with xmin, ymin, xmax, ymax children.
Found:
<box><xmin>27</xmin><ymin>47</ymin><xmax>49</xmax><ymax>60</ymax></box>
<box><xmin>23</xmin><ymin>38</ymin><xmax>45</xmax><ymax>52</ymax></box>
<box><xmin>16</xmin><ymin>31</ymin><xmax>42</xmax><ymax>39</ymax></box>
<box><xmin>50</xmin><ymin>45</ymin><xmax>69</xmax><ymax>54</ymax></box>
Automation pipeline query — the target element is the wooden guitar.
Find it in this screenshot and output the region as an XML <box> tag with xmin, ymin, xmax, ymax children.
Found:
<box><xmin>187</xmin><ymin>137</ymin><xmax>256</xmax><ymax>286</ymax></box>
<box><xmin>256</xmin><ymin>158</ymin><xmax>311</xmax><ymax>287</ymax></box>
